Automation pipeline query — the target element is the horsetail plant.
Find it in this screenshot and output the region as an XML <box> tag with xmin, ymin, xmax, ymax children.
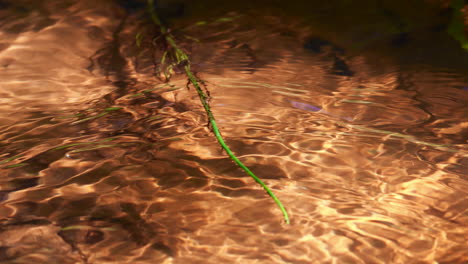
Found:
<box><xmin>146</xmin><ymin>0</ymin><xmax>290</xmax><ymax>224</ymax></box>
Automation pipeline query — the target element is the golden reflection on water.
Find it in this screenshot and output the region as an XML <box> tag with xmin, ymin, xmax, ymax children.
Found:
<box><xmin>0</xmin><ymin>1</ymin><xmax>467</xmax><ymax>263</ymax></box>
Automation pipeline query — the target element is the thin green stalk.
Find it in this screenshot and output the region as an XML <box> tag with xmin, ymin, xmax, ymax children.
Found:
<box><xmin>146</xmin><ymin>0</ymin><xmax>289</xmax><ymax>224</ymax></box>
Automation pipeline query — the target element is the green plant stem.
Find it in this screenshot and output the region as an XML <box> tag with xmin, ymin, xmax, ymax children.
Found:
<box><xmin>147</xmin><ymin>0</ymin><xmax>289</xmax><ymax>224</ymax></box>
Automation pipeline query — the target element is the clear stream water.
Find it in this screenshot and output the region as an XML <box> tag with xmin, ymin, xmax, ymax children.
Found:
<box><xmin>0</xmin><ymin>0</ymin><xmax>467</xmax><ymax>263</ymax></box>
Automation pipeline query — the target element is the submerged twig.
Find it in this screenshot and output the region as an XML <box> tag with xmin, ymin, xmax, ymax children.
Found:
<box><xmin>146</xmin><ymin>0</ymin><xmax>289</xmax><ymax>224</ymax></box>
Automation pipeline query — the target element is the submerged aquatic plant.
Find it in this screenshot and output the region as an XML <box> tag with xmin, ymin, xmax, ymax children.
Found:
<box><xmin>145</xmin><ymin>0</ymin><xmax>289</xmax><ymax>224</ymax></box>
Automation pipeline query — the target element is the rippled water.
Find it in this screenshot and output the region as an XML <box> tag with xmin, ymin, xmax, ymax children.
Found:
<box><xmin>0</xmin><ymin>1</ymin><xmax>467</xmax><ymax>263</ymax></box>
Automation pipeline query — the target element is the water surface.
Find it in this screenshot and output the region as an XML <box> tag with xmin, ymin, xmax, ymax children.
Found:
<box><xmin>0</xmin><ymin>1</ymin><xmax>467</xmax><ymax>263</ymax></box>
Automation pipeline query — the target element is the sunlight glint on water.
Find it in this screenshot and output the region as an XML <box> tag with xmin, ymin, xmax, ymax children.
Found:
<box><xmin>0</xmin><ymin>1</ymin><xmax>467</xmax><ymax>263</ymax></box>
